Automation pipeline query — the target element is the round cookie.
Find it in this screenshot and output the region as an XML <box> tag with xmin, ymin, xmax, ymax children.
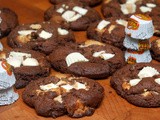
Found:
<box><xmin>110</xmin><ymin>63</ymin><xmax>160</xmax><ymax>107</ymax></box>
<box><xmin>22</xmin><ymin>76</ymin><xmax>104</xmax><ymax>118</ymax></box>
<box><xmin>101</xmin><ymin>0</ymin><xmax>160</xmax><ymax>36</ymax></box>
<box><xmin>0</xmin><ymin>8</ymin><xmax>18</xmax><ymax>38</ymax></box>
<box><xmin>44</xmin><ymin>0</ymin><xmax>101</xmax><ymax>31</ymax></box>
<box><xmin>0</xmin><ymin>49</ymin><xmax>51</xmax><ymax>89</ymax></box>
<box><xmin>7</xmin><ymin>22</ymin><xmax>75</xmax><ymax>55</ymax></box>
<box><xmin>48</xmin><ymin>40</ymin><xmax>125</xmax><ymax>79</ymax></box>
<box><xmin>49</xmin><ymin>0</ymin><xmax>102</xmax><ymax>7</ymax></box>
<box><xmin>151</xmin><ymin>39</ymin><xmax>160</xmax><ymax>61</ymax></box>
<box><xmin>87</xmin><ymin>18</ymin><xmax>128</xmax><ymax>50</ymax></box>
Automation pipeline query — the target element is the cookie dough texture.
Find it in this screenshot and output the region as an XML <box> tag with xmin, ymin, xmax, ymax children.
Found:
<box><xmin>110</xmin><ymin>63</ymin><xmax>160</xmax><ymax>107</ymax></box>
<box><xmin>7</xmin><ymin>22</ymin><xmax>75</xmax><ymax>55</ymax></box>
<box><xmin>0</xmin><ymin>49</ymin><xmax>51</xmax><ymax>89</ymax></box>
<box><xmin>151</xmin><ymin>39</ymin><xmax>160</xmax><ymax>61</ymax></box>
<box><xmin>48</xmin><ymin>42</ymin><xmax>125</xmax><ymax>79</ymax></box>
<box><xmin>22</xmin><ymin>76</ymin><xmax>104</xmax><ymax>118</ymax></box>
<box><xmin>44</xmin><ymin>0</ymin><xmax>101</xmax><ymax>31</ymax></box>
<box><xmin>0</xmin><ymin>8</ymin><xmax>18</xmax><ymax>38</ymax></box>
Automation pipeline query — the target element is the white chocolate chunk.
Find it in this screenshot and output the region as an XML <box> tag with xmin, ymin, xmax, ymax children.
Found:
<box><xmin>97</xmin><ymin>20</ymin><xmax>110</xmax><ymax>30</ymax></box>
<box><xmin>61</xmin><ymin>84</ymin><xmax>74</xmax><ymax>92</ymax></box>
<box><xmin>126</xmin><ymin>0</ymin><xmax>137</xmax><ymax>3</ymax></box>
<box><xmin>18</xmin><ymin>30</ymin><xmax>36</xmax><ymax>36</ymax></box>
<box><xmin>116</xmin><ymin>19</ymin><xmax>128</xmax><ymax>27</ymax></box>
<box><xmin>56</xmin><ymin>80</ymin><xmax>67</xmax><ymax>86</ymax></box>
<box><xmin>58</xmin><ymin>28</ymin><xmax>69</xmax><ymax>35</ymax></box>
<box><xmin>22</xmin><ymin>58</ymin><xmax>39</xmax><ymax>66</ymax></box>
<box><xmin>146</xmin><ymin>3</ymin><xmax>156</xmax><ymax>8</ymax></box>
<box><xmin>39</xmin><ymin>30</ymin><xmax>52</xmax><ymax>39</ymax></box>
<box><xmin>54</xmin><ymin>95</ymin><xmax>63</xmax><ymax>103</ymax></box>
<box><xmin>74</xmin><ymin>82</ymin><xmax>87</xmax><ymax>90</ymax></box>
<box><xmin>62</xmin><ymin>10</ymin><xmax>76</xmax><ymax>21</ymax></box>
<box><xmin>108</xmin><ymin>25</ymin><xmax>116</xmax><ymax>34</ymax></box>
<box><xmin>40</xmin><ymin>83</ymin><xmax>58</xmax><ymax>91</ymax></box>
<box><xmin>73</xmin><ymin>6</ymin><xmax>88</xmax><ymax>15</ymax></box>
<box><xmin>140</xmin><ymin>6</ymin><xmax>152</xmax><ymax>13</ymax></box>
<box><xmin>155</xmin><ymin>78</ymin><xmax>160</xmax><ymax>85</ymax></box>
<box><xmin>62</xmin><ymin>4</ymin><xmax>66</xmax><ymax>7</ymax></box>
<box><xmin>6</xmin><ymin>57</ymin><xmax>22</xmax><ymax>68</ymax></box>
<box><xmin>66</xmin><ymin>52</ymin><xmax>89</xmax><ymax>67</ymax></box>
<box><xmin>30</xmin><ymin>24</ymin><xmax>42</xmax><ymax>29</ymax></box>
<box><xmin>57</xmin><ymin>8</ymin><xmax>65</xmax><ymax>13</ymax></box>
<box><xmin>101</xmin><ymin>53</ymin><xmax>115</xmax><ymax>60</ymax></box>
<box><xmin>65</xmin><ymin>6</ymin><xmax>69</xmax><ymax>9</ymax></box>
<box><xmin>9</xmin><ymin>51</ymin><xmax>31</xmax><ymax>58</ymax></box>
<box><xmin>138</xmin><ymin>67</ymin><xmax>159</xmax><ymax>79</ymax></box>
<box><xmin>68</xmin><ymin>14</ymin><xmax>82</xmax><ymax>22</ymax></box>
<box><xmin>93</xmin><ymin>51</ymin><xmax>115</xmax><ymax>60</ymax></box>
<box><xmin>93</xmin><ymin>51</ymin><xmax>105</xmax><ymax>57</ymax></box>
<box><xmin>121</xmin><ymin>2</ymin><xmax>136</xmax><ymax>14</ymax></box>
<box><xmin>129</xmin><ymin>79</ymin><xmax>141</xmax><ymax>86</ymax></box>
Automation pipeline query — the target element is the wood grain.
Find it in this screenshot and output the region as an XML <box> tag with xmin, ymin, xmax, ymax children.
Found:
<box><xmin>0</xmin><ymin>0</ymin><xmax>160</xmax><ymax>120</ymax></box>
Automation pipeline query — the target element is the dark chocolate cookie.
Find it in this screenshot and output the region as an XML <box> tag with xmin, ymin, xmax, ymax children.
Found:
<box><xmin>22</xmin><ymin>76</ymin><xmax>104</xmax><ymax>118</ymax></box>
<box><xmin>0</xmin><ymin>8</ymin><xmax>18</xmax><ymax>38</ymax></box>
<box><xmin>110</xmin><ymin>63</ymin><xmax>160</xmax><ymax>107</ymax></box>
<box><xmin>7</xmin><ymin>22</ymin><xmax>75</xmax><ymax>55</ymax></box>
<box><xmin>101</xmin><ymin>0</ymin><xmax>160</xmax><ymax>36</ymax></box>
<box><xmin>87</xmin><ymin>18</ymin><xmax>128</xmax><ymax>50</ymax></box>
<box><xmin>50</xmin><ymin>0</ymin><xmax>102</xmax><ymax>7</ymax></box>
<box><xmin>0</xmin><ymin>48</ymin><xmax>51</xmax><ymax>88</ymax></box>
<box><xmin>44</xmin><ymin>0</ymin><xmax>101</xmax><ymax>31</ymax></box>
<box><xmin>48</xmin><ymin>40</ymin><xmax>125</xmax><ymax>79</ymax></box>
<box><xmin>151</xmin><ymin>39</ymin><xmax>160</xmax><ymax>61</ymax></box>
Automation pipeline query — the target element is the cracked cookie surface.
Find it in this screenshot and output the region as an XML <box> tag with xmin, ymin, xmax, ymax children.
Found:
<box><xmin>110</xmin><ymin>63</ymin><xmax>160</xmax><ymax>107</ymax></box>
<box><xmin>22</xmin><ymin>76</ymin><xmax>104</xmax><ymax>118</ymax></box>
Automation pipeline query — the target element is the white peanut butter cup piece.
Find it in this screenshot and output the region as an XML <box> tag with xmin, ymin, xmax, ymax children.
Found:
<box><xmin>18</xmin><ymin>30</ymin><xmax>36</xmax><ymax>36</ymax></box>
<box><xmin>138</xmin><ymin>66</ymin><xmax>159</xmax><ymax>79</ymax></box>
<box><xmin>97</xmin><ymin>20</ymin><xmax>110</xmax><ymax>30</ymax></box>
<box><xmin>66</xmin><ymin>52</ymin><xmax>89</xmax><ymax>67</ymax></box>
<box><xmin>39</xmin><ymin>30</ymin><xmax>52</xmax><ymax>39</ymax></box>
<box><xmin>22</xmin><ymin>58</ymin><xmax>39</xmax><ymax>66</ymax></box>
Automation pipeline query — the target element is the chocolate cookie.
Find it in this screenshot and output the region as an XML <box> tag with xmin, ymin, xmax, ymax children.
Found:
<box><xmin>22</xmin><ymin>76</ymin><xmax>104</xmax><ymax>118</ymax></box>
<box><xmin>87</xmin><ymin>18</ymin><xmax>128</xmax><ymax>50</ymax></box>
<box><xmin>101</xmin><ymin>0</ymin><xmax>160</xmax><ymax>36</ymax></box>
<box><xmin>0</xmin><ymin>49</ymin><xmax>51</xmax><ymax>89</ymax></box>
<box><xmin>44</xmin><ymin>0</ymin><xmax>101</xmax><ymax>31</ymax></box>
<box><xmin>0</xmin><ymin>8</ymin><xmax>18</xmax><ymax>38</ymax></box>
<box><xmin>48</xmin><ymin>40</ymin><xmax>125</xmax><ymax>79</ymax></box>
<box><xmin>151</xmin><ymin>39</ymin><xmax>160</xmax><ymax>61</ymax></box>
<box><xmin>50</xmin><ymin>0</ymin><xmax>102</xmax><ymax>7</ymax></box>
<box><xmin>110</xmin><ymin>63</ymin><xmax>160</xmax><ymax>107</ymax></box>
<box><xmin>7</xmin><ymin>22</ymin><xmax>75</xmax><ymax>55</ymax></box>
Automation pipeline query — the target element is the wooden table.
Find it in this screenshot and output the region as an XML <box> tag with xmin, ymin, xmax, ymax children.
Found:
<box><xmin>0</xmin><ymin>0</ymin><xmax>160</xmax><ymax>120</ymax></box>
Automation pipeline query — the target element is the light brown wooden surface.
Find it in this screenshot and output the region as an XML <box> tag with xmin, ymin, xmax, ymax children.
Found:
<box><xmin>0</xmin><ymin>0</ymin><xmax>160</xmax><ymax>120</ymax></box>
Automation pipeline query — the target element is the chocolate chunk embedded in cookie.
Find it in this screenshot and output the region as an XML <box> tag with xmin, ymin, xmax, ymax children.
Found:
<box><xmin>22</xmin><ymin>76</ymin><xmax>104</xmax><ymax>118</ymax></box>
<box><xmin>0</xmin><ymin>49</ymin><xmax>51</xmax><ymax>88</ymax></box>
<box><xmin>110</xmin><ymin>63</ymin><xmax>160</xmax><ymax>107</ymax></box>
<box><xmin>87</xmin><ymin>18</ymin><xmax>128</xmax><ymax>50</ymax></box>
<box><xmin>48</xmin><ymin>41</ymin><xmax>125</xmax><ymax>79</ymax></box>
<box><xmin>0</xmin><ymin>8</ymin><xmax>18</xmax><ymax>38</ymax></box>
<box><xmin>7</xmin><ymin>22</ymin><xmax>75</xmax><ymax>55</ymax></box>
<box><xmin>44</xmin><ymin>0</ymin><xmax>101</xmax><ymax>31</ymax></box>
<box><xmin>151</xmin><ymin>39</ymin><xmax>160</xmax><ymax>62</ymax></box>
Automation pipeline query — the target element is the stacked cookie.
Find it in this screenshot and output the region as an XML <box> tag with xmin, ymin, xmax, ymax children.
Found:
<box><xmin>0</xmin><ymin>60</ymin><xmax>19</xmax><ymax>105</ymax></box>
<box><xmin>123</xmin><ymin>14</ymin><xmax>154</xmax><ymax>64</ymax></box>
